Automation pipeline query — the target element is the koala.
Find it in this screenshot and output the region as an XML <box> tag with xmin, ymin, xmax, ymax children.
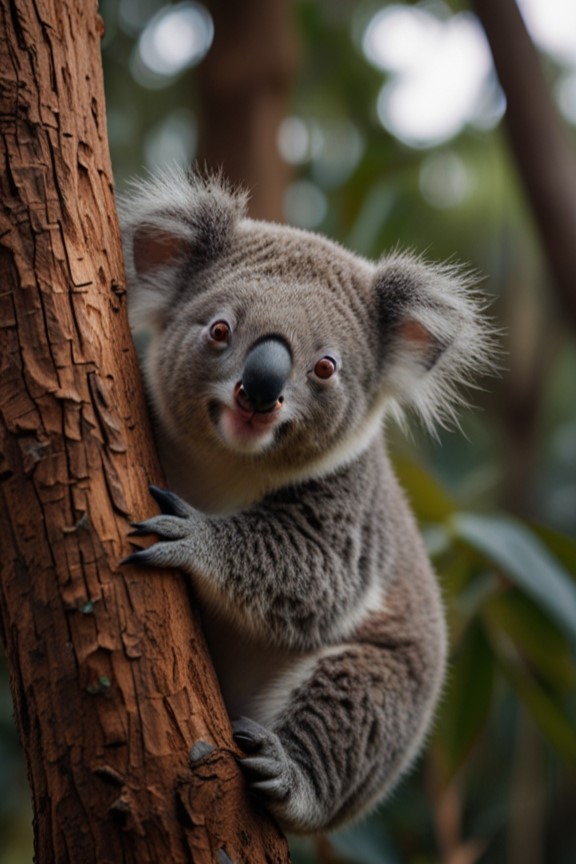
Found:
<box><xmin>119</xmin><ymin>168</ymin><xmax>492</xmax><ymax>835</ymax></box>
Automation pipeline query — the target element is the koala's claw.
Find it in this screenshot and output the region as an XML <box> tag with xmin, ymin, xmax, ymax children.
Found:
<box><xmin>128</xmin><ymin>521</ymin><xmax>153</xmax><ymax>537</ymax></box>
<box><xmin>149</xmin><ymin>485</ymin><xmax>195</xmax><ymax>517</ymax></box>
<box><xmin>232</xmin><ymin>717</ymin><xmax>292</xmax><ymax>802</ymax></box>
<box><xmin>121</xmin><ymin>538</ymin><xmax>190</xmax><ymax>570</ymax></box>
<box><xmin>122</xmin><ymin>488</ymin><xmax>200</xmax><ymax>571</ymax></box>
<box><xmin>232</xmin><ymin>717</ymin><xmax>266</xmax><ymax>752</ymax></box>
<box><xmin>120</xmin><ymin>548</ymin><xmax>156</xmax><ymax>567</ymax></box>
<box><xmin>128</xmin><ymin>513</ymin><xmax>192</xmax><ymax>540</ymax></box>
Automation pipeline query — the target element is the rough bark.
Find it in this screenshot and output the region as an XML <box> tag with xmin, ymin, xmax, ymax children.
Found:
<box><xmin>472</xmin><ymin>0</ymin><xmax>576</xmax><ymax>330</ymax></box>
<box><xmin>0</xmin><ymin>2</ymin><xmax>289</xmax><ymax>862</ymax></box>
<box><xmin>197</xmin><ymin>0</ymin><xmax>298</xmax><ymax>220</ymax></box>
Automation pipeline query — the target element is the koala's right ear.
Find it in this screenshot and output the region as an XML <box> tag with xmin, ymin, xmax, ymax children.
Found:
<box><xmin>118</xmin><ymin>167</ymin><xmax>247</xmax><ymax>329</ymax></box>
<box><xmin>373</xmin><ymin>252</ymin><xmax>496</xmax><ymax>433</ymax></box>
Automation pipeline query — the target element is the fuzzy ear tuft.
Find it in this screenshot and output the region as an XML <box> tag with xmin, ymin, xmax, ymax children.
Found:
<box><xmin>118</xmin><ymin>166</ymin><xmax>248</xmax><ymax>330</ymax></box>
<box><xmin>374</xmin><ymin>252</ymin><xmax>497</xmax><ymax>433</ymax></box>
<box><xmin>132</xmin><ymin>228</ymin><xmax>190</xmax><ymax>277</ymax></box>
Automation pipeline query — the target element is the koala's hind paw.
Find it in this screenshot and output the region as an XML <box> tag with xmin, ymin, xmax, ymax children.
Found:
<box><xmin>232</xmin><ymin>716</ymin><xmax>323</xmax><ymax>831</ymax></box>
<box><xmin>232</xmin><ymin>717</ymin><xmax>293</xmax><ymax>802</ymax></box>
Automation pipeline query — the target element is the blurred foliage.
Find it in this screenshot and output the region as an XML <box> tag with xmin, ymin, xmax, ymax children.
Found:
<box><xmin>2</xmin><ymin>1</ymin><xmax>576</xmax><ymax>862</ymax></box>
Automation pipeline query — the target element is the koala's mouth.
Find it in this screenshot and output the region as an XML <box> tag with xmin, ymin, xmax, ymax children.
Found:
<box><xmin>208</xmin><ymin>394</ymin><xmax>284</xmax><ymax>453</ymax></box>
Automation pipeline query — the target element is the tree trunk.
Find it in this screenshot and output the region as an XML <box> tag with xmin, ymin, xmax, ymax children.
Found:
<box><xmin>197</xmin><ymin>0</ymin><xmax>298</xmax><ymax>221</ymax></box>
<box><xmin>472</xmin><ymin>0</ymin><xmax>576</xmax><ymax>330</ymax></box>
<box><xmin>0</xmin><ymin>2</ymin><xmax>289</xmax><ymax>861</ymax></box>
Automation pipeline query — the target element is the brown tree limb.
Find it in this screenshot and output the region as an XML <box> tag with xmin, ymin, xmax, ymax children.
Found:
<box><xmin>197</xmin><ymin>0</ymin><xmax>298</xmax><ymax>220</ymax></box>
<box><xmin>0</xmin><ymin>1</ymin><xmax>289</xmax><ymax>861</ymax></box>
<box><xmin>472</xmin><ymin>0</ymin><xmax>576</xmax><ymax>329</ymax></box>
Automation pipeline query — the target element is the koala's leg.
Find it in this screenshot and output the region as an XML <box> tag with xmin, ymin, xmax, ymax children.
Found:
<box><xmin>233</xmin><ymin>606</ymin><xmax>444</xmax><ymax>835</ymax></box>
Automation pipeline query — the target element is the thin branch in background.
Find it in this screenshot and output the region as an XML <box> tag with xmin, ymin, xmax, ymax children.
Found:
<box><xmin>472</xmin><ymin>0</ymin><xmax>576</xmax><ymax>331</ymax></box>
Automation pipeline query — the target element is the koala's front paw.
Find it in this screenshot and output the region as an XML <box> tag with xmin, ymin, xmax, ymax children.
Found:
<box><xmin>232</xmin><ymin>716</ymin><xmax>294</xmax><ymax>803</ymax></box>
<box><xmin>148</xmin><ymin>485</ymin><xmax>197</xmax><ymax>518</ymax></box>
<box><xmin>121</xmin><ymin>485</ymin><xmax>199</xmax><ymax>571</ymax></box>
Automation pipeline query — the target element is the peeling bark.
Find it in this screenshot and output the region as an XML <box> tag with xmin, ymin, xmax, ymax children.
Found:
<box><xmin>0</xmin><ymin>1</ymin><xmax>289</xmax><ymax>861</ymax></box>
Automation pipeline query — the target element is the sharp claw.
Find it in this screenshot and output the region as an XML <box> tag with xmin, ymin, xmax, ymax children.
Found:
<box><xmin>120</xmin><ymin>549</ymin><xmax>151</xmax><ymax>567</ymax></box>
<box><xmin>233</xmin><ymin>732</ymin><xmax>261</xmax><ymax>752</ymax></box>
<box><xmin>149</xmin><ymin>485</ymin><xmax>180</xmax><ymax>515</ymax></box>
<box><xmin>232</xmin><ymin>718</ymin><xmax>268</xmax><ymax>752</ymax></box>
<box><xmin>127</xmin><ymin>522</ymin><xmax>151</xmax><ymax>537</ymax></box>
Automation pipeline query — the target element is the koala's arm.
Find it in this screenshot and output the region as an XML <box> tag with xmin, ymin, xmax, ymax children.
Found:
<box><xmin>126</xmin><ymin>449</ymin><xmax>389</xmax><ymax>651</ymax></box>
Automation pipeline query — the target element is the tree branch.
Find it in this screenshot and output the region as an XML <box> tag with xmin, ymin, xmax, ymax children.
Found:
<box><xmin>197</xmin><ymin>0</ymin><xmax>298</xmax><ymax>220</ymax></box>
<box><xmin>472</xmin><ymin>0</ymin><xmax>576</xmax><ymax>329</ymax></box>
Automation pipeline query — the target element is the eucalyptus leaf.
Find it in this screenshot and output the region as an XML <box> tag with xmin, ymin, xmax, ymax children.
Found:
<box><xmin>393</xmin><ymin>456</ymin><xmax>455</xmax><ymax>523</ymax></box>
<box><xmin>436</xmin><ymin>619</ymin><xmax>494</xmax><ymax>779</ymax></box>
<box><xmin>451</xmin><ymin>513</ymin><xmax>576</xmax><ymax>643</ymax></box>
<box><xmin>492</xmin><ymin>634</ymin><xmax>576</xmax><ymax>764</ymax></box>
<box><xmin>484</xmin><ymin>591</ymin><xmax>576</xmax><ymax>691</ymax></box>
<box><xmin>530</xmin><ymin>522</ymin><xmax>576</xmax><ymax>577</ymax></box>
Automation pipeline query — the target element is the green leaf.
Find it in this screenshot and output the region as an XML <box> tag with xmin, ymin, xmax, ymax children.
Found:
<box><xmin>436</xmin><ymin>619</ymin><xmax>495</xmax><ymax>779</ymax></box>
<box><xmin>393</xmin><ymin>456</ymin><xmax>455</xmax><ymax>523</ymax></box>
<box><xmin>451</xmin><ymin>513</ymin><xmax>576</xmax><ymax>643</ymax></box>
<box><xmin>484</xmin><ymin>591</ymin><xmax>576</xmax><ymax>691</ymax></box>
<box><xmin>529</xmin><ymin>522</ymin><xmax>576</xmax><ymax>578</ymax></box>
<box><xmin>490</xmin><ymin>631</ymin><xmax>576</xmax><ymax>764</ymax></box>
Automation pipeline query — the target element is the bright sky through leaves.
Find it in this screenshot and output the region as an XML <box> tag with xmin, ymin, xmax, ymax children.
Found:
<box><xmin>361</xmin><ymin>0</ymin><xmax>576</xmax><ymax>149</ymax></box>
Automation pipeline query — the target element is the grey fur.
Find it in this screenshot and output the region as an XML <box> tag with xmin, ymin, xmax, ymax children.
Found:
<box><xmin>120</xmin><ymin>168</ymin><xmax>494</xmax><ymax>834</ymax></box>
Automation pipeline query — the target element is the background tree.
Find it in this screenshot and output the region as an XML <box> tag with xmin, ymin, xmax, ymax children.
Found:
<box><xmin>473</xmin><ymin>0</ymin><xmax>576</xmax><ymax>331</ymax></box>
<box><xmin>472</xmin><ymin>0</ymin><xmax>576</xmax><ymax>520</ymax></box>
<box><xmin>197</xmin><ymin>0</ymin><xmax>298</xmax><ymax>220</ymax></box>
<box><xmin>0</xmin><ymin>1</ymin><xmax>289</xmax><ymax>861</ymax></box>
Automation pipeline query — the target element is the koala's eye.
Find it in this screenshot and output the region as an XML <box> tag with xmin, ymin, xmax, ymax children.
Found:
<box><xmin>314</xmin><ymin>356</ymin><xmax>337</xmax><ymax>380</ymax></box>
<box><xmin>208</xmin><ymin>320</ymin><xmax>231</xmax><ymax>346</ymax></box>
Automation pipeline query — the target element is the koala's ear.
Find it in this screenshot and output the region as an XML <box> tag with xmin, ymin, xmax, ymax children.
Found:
<box><xmin>131</xmin><ymin>228</ymin><xmax>190</xmax><ymax>278</ymax></box>
<box><xmin>374</xmin><ymin>253</ymin><xmax>494</xmax><ymax>431</ymax></box>
<box><xmin>118</xmin><ymin>167</ymin><xmax>247</xmax><ymax>329</ymax></box>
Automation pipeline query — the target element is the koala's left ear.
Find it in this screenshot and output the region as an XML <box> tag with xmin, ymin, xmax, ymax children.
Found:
<box><xmin>118</xmin><ymin>167</ymin><xmax>247</xmax><ymax>331</ymax></box>
<box><xmin>373</xmin><ymin>253</ymin><xmax>494</xmax><ymax>431</ymax></box>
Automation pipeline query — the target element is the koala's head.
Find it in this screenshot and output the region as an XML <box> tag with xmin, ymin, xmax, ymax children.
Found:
<box><xmin>120</xmin><ymin>169</ymin><xmax>493</xmax><ymax>480</ymax></box>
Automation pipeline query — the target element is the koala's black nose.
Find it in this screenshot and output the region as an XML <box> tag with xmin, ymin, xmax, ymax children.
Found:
<box><xmin>241</xmin><ymin>338</ymin><xmax>292</xmax><ymax>412</ymax></box>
